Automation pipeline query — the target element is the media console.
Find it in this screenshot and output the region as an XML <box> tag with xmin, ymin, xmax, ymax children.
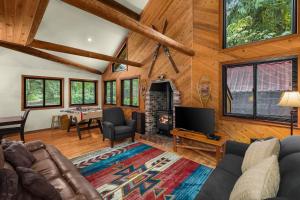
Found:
<box><xmin>171</xmin><ymin>128</ymin><xmax>229</xmax><ymax>163</ymax></box>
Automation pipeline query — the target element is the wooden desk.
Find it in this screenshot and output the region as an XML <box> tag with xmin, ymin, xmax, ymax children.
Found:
<box><xmin>171</xmin><ymin>129</ymin><xmax>229</xmax><ymax>163</ymax></box>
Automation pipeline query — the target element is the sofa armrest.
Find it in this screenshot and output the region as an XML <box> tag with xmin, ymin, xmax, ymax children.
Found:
<box><xmin>24</xmin><ymin>140</ymin><xmax>45</xmax><ymax>152</ymax></box>
<box><xmin>126</xmin><ymin>119</ymin><xmax>136</xmax><ymax>131</ymax></box>
<box><xmin>225</xmin><ymin>140</ymin><xmax>249</xmax><ymax>157</ymax></box>
<box><xmin>265</xmin><ymin>198</ymin><xmax>289</xmax><ymax>200</ymax></box>
<box><xmin>102</xmin><ymin>121</ymin><xmax>115</xmax><ymax>139</ymax></box>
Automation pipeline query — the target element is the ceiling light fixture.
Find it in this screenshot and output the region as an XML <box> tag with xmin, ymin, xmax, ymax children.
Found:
<box><xmin>87</xmin><ymin>37</ymin><xmax>93</xmax><ymax>42</ymax></box>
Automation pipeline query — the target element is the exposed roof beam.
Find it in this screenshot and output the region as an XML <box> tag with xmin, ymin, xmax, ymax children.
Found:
<box><xmin>0</xmin><ymin>0</ymin><xmax>49</xmax><ymax>45</ymax></box>
<box><xmin>62</xmin><ymin>0</ymin><xmax>195</xmax><ymax>57</ymax></box>
<box><xmin>30</xmin><ymin>39</ymin><xmax>143</xmax><ymax>67</ymax></box>
<box><xmin>97</xmin><ymin>0</ymin><xmax>140</xmax><ymax>21</ymax></box>
<box><xmin>0</xmin><ymin>41</ymin><xmax>102</xmax><ymax>75</ymax></box>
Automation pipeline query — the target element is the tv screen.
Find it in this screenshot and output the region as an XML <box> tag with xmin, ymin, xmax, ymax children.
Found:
<box><xmin>175</xmin><ymin>106</ymin><xmax>215</xmax><ymax>135</ymax></box>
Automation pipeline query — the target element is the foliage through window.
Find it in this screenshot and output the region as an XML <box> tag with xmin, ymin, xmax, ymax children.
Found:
<box><xmin>104</xmin><ymin>80</ymin><xmax>116</xmax><ymax>105</ymax></box>
<box><xmin>121</xmin><ymin>78</ymin><xmax>139</xmax><ymax>107</ymax></box>
<box><xmin>70</xmin><ymin>79</ymin><xmax>97</xmax><ymax>106</ymax></box>
<box><xmin>112</xmin><ymin>41</ymin><xmax>128</xmax><ymax>72</ymax></box>
<box><xmin>23</xmin><ymin>76</ymin><xmax>63</xmax><ymax>109</ymax></box>
<box><xmin>223</xmin><ymin>58</ymin><xmax>298</xmax><ymax>123</ymax></box>
<box><xmin>224</xmin><ymin>0</ymin><xmax>297</xmax><ymax>48</ymax></box>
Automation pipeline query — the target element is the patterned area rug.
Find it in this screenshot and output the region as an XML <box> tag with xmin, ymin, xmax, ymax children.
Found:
<box><xmin>71</xmin><ymin>142</ymin><xmax>213</xmax><ymax>200</ymax></box>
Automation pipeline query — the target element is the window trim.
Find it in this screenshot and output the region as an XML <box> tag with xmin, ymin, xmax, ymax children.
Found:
<box><xmin>104</xmin><ymin>80</ymin><xmax>117</xmax><ymax>105</ymax></box>
<box><xmin>110</xmin><ymin>38</ymin><xmax>128</xmax><ymax>73</ymax></box>
<box><xmin>121</xmin><ymin>77</ymin><xmax>140</xmax><ymax>108</ymax></box>
<box><xmin>222</xmin><ymin>0</ymin><xmax>298</xmax><ymax>49</ymax></box>
<box><xmin>222</xmin><ymin>57</ymin><xmax>298</xmax><ymax>123</ymax></box>
<box><xmin>69</xmin><ymin>78</ymin><xmax>98</xmax><ymax>107</ymax></box>
<box><xmin>21</xmin><ymin>75</ymin><xmax>64</xmax><ymax>110</ymax></box>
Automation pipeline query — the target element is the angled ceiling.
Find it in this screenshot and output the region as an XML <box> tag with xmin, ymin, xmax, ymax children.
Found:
<box><xmin>33</xmin><ymin>0</ymin><xmax>147</xmax><ymax>72</ymax></box>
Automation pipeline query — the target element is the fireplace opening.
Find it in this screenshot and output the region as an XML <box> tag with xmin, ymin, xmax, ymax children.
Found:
<box><xmin>145</xmin><ymin>79</ymin><xmax>180</xmax><ymax>137</ymax></box>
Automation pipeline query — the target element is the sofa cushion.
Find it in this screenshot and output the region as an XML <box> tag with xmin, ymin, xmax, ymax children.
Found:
<box><xmin>0</xmin><ymin>168</ymin><xmax>18</xmax><ymax>200</ymax></box>
<box><xmin>49</xmin><ymin>178</ymin><xmax>78</xmax><ymax>199</ymax></box>
<box><xmin>230</xmin><ymin>156</ymin><xmax>280</xmax><ymax>200</ymax></box>
<box><xmin>16</xmin><ymin>167</ymin><xmax>62</xmax><ymax>200</ymax></box>
<box><xmin>4</xmin><ymin>143</ymin><xmax>36</xmax><ymax>168</ymax></box>
<box><xmin>242</xmin><ymin>138</ymin><xmax>280</xmax><ymax>172</ymax></box>
<box><xmin>278</xmin><ymin>152</ymin><xmax>300</xmax><ymax>199</ymax></box>
<box><xmin>31</xmin><ymin>148</ymin><xmax>50</xmax><ymax>162</ymax></box>
<box><xmin>217</xmin><ymin>154</ymin><xmax>243</xmax><ymax>177</ymax></box>
<box><xmin>31</xmin><ymin>159</ymin><xmax>60</xmax><ymax>180</ymax></box>
<box><xmin>196</xmin><ymin>168</ymin><xmax>238</xmax><ymax>200</ymax></box>
<box><xmin>0</xmin><ymin>145</ymin><xmax>4</xmax><ymax>169</ymax></box>
<box><xmin>279</xmin><ymin>136</ymin><xmax>300</xmax><ymax>160</ymax></box>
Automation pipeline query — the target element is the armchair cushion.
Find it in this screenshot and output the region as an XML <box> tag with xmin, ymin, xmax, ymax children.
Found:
<box><xmin>115</xmin><ymin>126</ymin><xmax>134</xmax><ymax>136</ymax></box>
<box><xmin>126</xmin><ymin>119</ymin><xmax>136</xmax><ymax>131</ymax></box>
<box><xmin>103</xmin><ymin>107</ymin><xmax>125</xmax><ymax>126</ymax></box>
<box><xmin>102</xmin><ymin>121</ymin><xmax>115</xmax><ymax>139</ymax></box>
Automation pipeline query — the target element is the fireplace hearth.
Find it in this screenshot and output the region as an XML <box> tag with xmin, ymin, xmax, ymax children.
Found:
<box><xmin>145</xmin><ymin>79</ymin><xmax>180</xmax><ymax>136</ymax></box>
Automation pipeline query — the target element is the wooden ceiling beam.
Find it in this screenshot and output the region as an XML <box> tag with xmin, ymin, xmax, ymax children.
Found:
<box><xmin>30</xmin><ymin>39</ymin><xmax>143</xmax><ymax>67</ymax></box>
<box><xmin>62</xmin><ymin>0</ymin><xmax>195</xmax><ymax>57</ymax></box>
<box><xmin>0</xmin><ymin>41</ymin><xmax>102</xmax><ymax>75</ymax></box>
<box><xmin>97</xmin><ymin>0</ymin><xmax>140</xmax><ymax>21</ymax></box>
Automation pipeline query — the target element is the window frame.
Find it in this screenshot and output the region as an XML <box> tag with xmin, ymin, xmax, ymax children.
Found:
<box><xmin>222</xmin><ymin>57</ymin><xmax>298</xmax><ymax>123</ymax></box>
<box><xmin>104</xmin><ymin>80</ymin><xmax>117</xmax><ymax>105</ymax></box>
<box><xmin>111</xmin><ymin>38</ymin><xmax>128</xmax><ymax>73</ymax></box>
<box><xmin>69</xmin><ymin>78</ymin><xmax>98</xmax><ymax>107</ymax></box>
<box><xmin>222</xmin><ymin>0</ymin><xmax>298</xmax><ymax>49</ymax></box>
<box><xmin>22</xmin><ymin>75</ymin><xmax>64</xmax><ymax>110</ymax></box>
<box><xmin>121</xmin><ymin>77</ymin><xmax>140</xmax><ymax>107</ymax></box>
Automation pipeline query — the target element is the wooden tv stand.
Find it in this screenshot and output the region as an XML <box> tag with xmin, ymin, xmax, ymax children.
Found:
<box><xmin>171</xmin><ymin>129</ymin><xmax>229</xmax><ymax>163</ymax></box>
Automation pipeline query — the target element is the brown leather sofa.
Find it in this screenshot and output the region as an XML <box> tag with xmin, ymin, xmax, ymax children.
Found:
<box><xmin>2</xmin><ymin>140</ymin><xmax>100</xmax><ymax>200</ymax></box>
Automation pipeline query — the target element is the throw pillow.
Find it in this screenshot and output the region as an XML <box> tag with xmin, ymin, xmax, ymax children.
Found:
<box><xmin>0</xmin><ymin>168</ymin><xmax>19</xmax><ymax>200</ymax></box>
<box><xmin>4</xmin><ymin>143</ymin><xmax>36</xmax><ymax>168</ymax></box>
<box><xmin>242</xmin><ymin>138</ymin><xmax>280</xmax><ymax>172</ymax></box>
<box><xmin>230</xmin><ymin>156</ymin><xmax>280</xmax><ymax>200</ymax></box>
<box><xmin>16</xmin><ymin>167</ymin><xmax>62</xmax><ymax>200</ymax></box>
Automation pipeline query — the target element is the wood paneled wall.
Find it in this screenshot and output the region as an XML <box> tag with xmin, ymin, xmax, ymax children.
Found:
<box><xmin>191</xmin><ymin>0</ymin><xmax>300</xmax><ymax>142</ymax></box>
<box><xmin>102</xmin><ymin>0</ymin><xmax>193</xmax><ymax>118</ymax></box>
<box><xmin>103</xmin><ymin>0</ymin><xmax>300</xmax><ymax>142</ymax></box>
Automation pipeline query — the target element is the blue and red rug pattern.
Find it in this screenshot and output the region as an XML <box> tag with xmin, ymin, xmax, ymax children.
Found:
<box><xmin>71</xmin><ymin>142</ymin><xmax>213</xmax><ymax>200</ymax></box>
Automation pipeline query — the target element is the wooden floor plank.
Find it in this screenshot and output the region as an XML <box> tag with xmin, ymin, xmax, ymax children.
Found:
<box><xmin>6</xmin><ymin>128</ymin><xmax>217</xmax><ymax>167</ymax></box>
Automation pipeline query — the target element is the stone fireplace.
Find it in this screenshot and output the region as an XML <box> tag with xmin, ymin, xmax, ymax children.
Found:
<box><xmin>145</xmin><ymin>79</ymin><xmax>181</xmax><ymax>135</ymax></box>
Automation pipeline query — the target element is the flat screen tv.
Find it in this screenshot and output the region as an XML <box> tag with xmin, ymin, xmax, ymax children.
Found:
<box><xmin>175</xmin><ymin>106</ymin><xmax>215</xmax><ymax>135</ymax></box>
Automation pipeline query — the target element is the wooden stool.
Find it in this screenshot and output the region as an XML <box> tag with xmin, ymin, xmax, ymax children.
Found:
<box><xmin>51</xmin><ymin>115</ymin><xmax>61</xmax><ymax>129</ymax></box>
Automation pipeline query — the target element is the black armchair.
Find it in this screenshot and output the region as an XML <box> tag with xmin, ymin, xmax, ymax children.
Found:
<box><xmin>102</xmin><ymin>107</ymin><xmax>136</xmax><ymax>148</ymax></box>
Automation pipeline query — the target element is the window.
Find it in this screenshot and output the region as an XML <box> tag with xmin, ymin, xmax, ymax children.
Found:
<box><xmin>23</xmin><ymin>76</ymin><xmax>63</xmax><ymax>109</ymax></box>
<box><xmin>104</xmin><ymin>80</ymin><xmax>116</xmax><ymax>105</ymax></box>
<box><xmin>112</xmin><ymin>40</ymin><xmax>128</xmax><ymax>72</ymax></box>
<box><xmin>70</xmin><ymin>79</ymin><xmax>97</xmax><ymax>106</ymax></box>
<box><xmin>223</xmin><ymin>0</ymin><xmax>297</xmax><ymax>48</ymax></box>
<box><xmin>223</xmin><ymin>58</ymin><xmax>297</xmax><ymax>123</ymax></box>
<box><xmin>121</xmin><ymin>78</ymin><xmax>139</xmax><ymax>107</ymax></box>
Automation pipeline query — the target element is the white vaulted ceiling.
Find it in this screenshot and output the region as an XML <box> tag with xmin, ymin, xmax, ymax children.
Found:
<box><xmin>33</xmin><ymin>0</ymin><xmax>148</xmax><ymax>73</ymax></box>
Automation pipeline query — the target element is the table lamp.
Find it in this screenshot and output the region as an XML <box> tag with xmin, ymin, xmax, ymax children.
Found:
<box><xmin>278</xmin><ymin>91</ymin><xmax>300</xmax><ymax>135</ymax></box>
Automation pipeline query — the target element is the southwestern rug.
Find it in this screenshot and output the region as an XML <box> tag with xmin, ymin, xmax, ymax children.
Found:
<box><xmin>71</xmin><ymin>142</ymin><xmax>213</xmax><ymax>200</ymax></box>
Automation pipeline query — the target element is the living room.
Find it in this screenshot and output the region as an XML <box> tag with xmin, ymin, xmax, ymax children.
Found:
<box><xmin>0</xmin><ymin>0</ymin><xmax>299</xmax><ymax>199</ymax></box>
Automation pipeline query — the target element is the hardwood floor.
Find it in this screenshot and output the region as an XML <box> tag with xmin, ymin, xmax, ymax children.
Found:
<box><xmin>7</xmin><ymin>128</ymin><xmax>217</xmax><ymax>167</ymax></box>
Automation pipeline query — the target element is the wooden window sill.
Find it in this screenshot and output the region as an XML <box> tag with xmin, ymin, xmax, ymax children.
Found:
<box><xmin>22</xmin><ymin>106</ymin><xmax>64</xmax><ymax>111</ymax></box>
<box><xmin>220</xmin><ymin>115</ymin><xmax>299</xmax><ymax>130</ymax></box>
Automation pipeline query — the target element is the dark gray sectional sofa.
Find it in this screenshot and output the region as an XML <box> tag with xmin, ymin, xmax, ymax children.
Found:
<box><xmin>197</xmin><ymin>136</ymin><xmax>300</xmax><ymax>200</ymax></box>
